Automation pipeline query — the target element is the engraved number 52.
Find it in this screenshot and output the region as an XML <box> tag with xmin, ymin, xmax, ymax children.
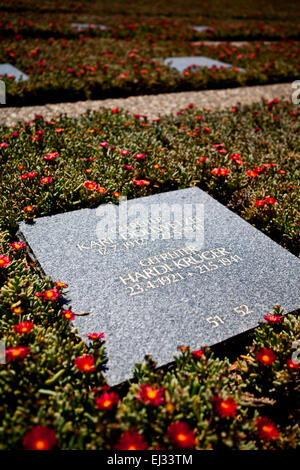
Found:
<box><xmin>233</xmin><ymin>305</ymin><xmax>253</xmax><ymax>317</ymax></box>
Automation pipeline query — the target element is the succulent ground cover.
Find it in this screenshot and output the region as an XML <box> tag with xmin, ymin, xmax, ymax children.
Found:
<box><xmin>0</xmin><ymin>99</ymin><xmax>299</xmax><ymax>449</ymax></box>
<box><xmin>1</xmin><ymin>0</ymin><xmax>299</xmax><ymax>105</ymax></box>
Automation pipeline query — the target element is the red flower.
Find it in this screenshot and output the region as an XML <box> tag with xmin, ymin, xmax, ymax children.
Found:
<box><xmin>96</xmin><ymin>186</ymin><xmax>107</xmax><ymax>194</ymax></box>
<box><xmin>115</xmin><ymin>431</ymin><xmax>147</xmax><ymax>450</ymax></box>
<box><xmin>211</xmin><ymin>167</ymin><xmax>229</xmax><ymax>176</ymax></box>
<box><xmin>95</xmin><ymin>391</ymin><xmax>119</xmax><ymax>410</ymax></box>
<box><xmin>43</xmin><ymin>152</ymin><xmax>58</xmax><ymax>160</ymax></box>
<box><xmin>23</xmin><ymin>426</ymin><xmax>58</xmax><ymax>450</ymax></box>
<box><xmin>98</xmin><ymin>142</ymin><xmax>109</xmax><ymax>147</ymax></box>
<box><xmin>167</xmin><ymin>422</ymin><xmax>195</xmax><ymax>449</ymax></box>
<box><xmin>0</xmin><ymin>255</ymin><xmax>11</xmax><ymax>268</ymax></box>
<box><xmin>123</xmin><ymin>165</ymin><xmax>134</xmax><ymax>170</ymax></box>
<box><xmin>133</xmin><ymin>179</ymin><xmax>150</xmax><ymax>186</ymax></box>
<box><xmin>256</xmin><ymin>347</ymin><xmax>276</xmax><ymax>366</ymax></box>
<box><xmin>120</xmin><ymin>150</ymin><xmax>131</xmax><ymax>155</ymax></box>
<box><xmin>197</xmin><ymin>157</ymin><xmax>206</xmax><ymax>163</ymax></box>
<box><xmin>83</xmin><ymin>180</ymin><xmax>97</xmax><ymax>190</ymax></box>
<box><xmin>10</xmin><ymin>241</ymin><xmax>26</xmax><ymax>251</ymax></box>
<box><xmin>255</xmin><ymin>417</ymin><xmax>279</xmax><ymax>441</ymax></box>
<box><xmin>246</xmin><ymin>170</ymin><xmax>259</xmax><ymax>177</ymax></box>
<box><xmin>264</xmin><ymin>314</ymin><xmax>282</xmax><ymax>324</ymax></box>
<box><xmin>55</xmin><ymin>281</ymin><xmax>68</xmax><ymax>289</ymax></box>
<box><xmin>286</xmin><ymin>359</ymin><xmax>299</xmax><ymax>370</ymax></box>
<box><xmin>133</xmin><ymin>153</ymin><xmax>145</xmax><ymax>159</ymax></box>
<box><xmin>87</xmin><ymin>332</ymin><xmax>105</xmax><ymax>341</ymax></box>
<box><xmin>14</xmin><ymin>321</ymin><xmax>34</xmax><ymax>334</ymax></box>
<box><xmin>6</xmin><ymin>346</ymin><xmax>31</xmax><ymax>362</ymax></box>
<box><xmin>62</xmin><ymin>309</ymin><xmax>75</xmax><ymax>320</ymax></box>
<box><xmin>213</xmin><ymin>396</ymin><xmax>237</xmax><ymax>418</ymax></box>
<box><xmin>192</xmin><ymin>349</ymin><xmax>204</xmax><ymax>359</ymax></box>
<box><xmin>111</xmin><ymin>108</ymin><xmax>119</xmax><ymax>113</ymax></box>
<box><xmin>254</xmin><ymin>200</ymin><xmax>266</xmax><ymax>207</ymax></box>
<box><xmin>74</xmin><ymin>354</ymin><xmax>96</xmax><ymax>372</ymax></box>
<box><xmin>264</xmin><ymin>197</ymin><xmax>277</xmax><ymax>205</ymax></box>
<box><xmin>137</xmin><ymin>384</ymin><xmax>165</xmax><ymax>406</ymax></box>
<box><xmin>37</xmin><ymin>288</ymin><xmax>60</xmax><ymax>302</ymax></box>
<box><xmin>40</xmin><ymin>176</ymin><xmax>53</xmax><ymax>185</ymax></box>
<box><xmin>23</xmin><ymin>205</ymin><xmax>34</xmax><ymax>213</ymax></box>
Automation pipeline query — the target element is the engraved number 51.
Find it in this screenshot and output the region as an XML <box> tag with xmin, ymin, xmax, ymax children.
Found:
<box><xmin>206</xmin><ymin>315</ymin><xmax>224</xmax><ymax>328</ymax></box>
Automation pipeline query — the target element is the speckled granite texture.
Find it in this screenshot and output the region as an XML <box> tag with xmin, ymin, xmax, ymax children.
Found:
<box><xmin>19</xmin><ymin>187</ymin><xmax>300</xmax><ymax>385</ymax></box>
<box><xmin>0</xmin><ymin>82</ymin><xmax>292</xmax><ymax>127</ymax></box>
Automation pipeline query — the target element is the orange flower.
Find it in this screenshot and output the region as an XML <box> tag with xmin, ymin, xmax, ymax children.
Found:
<box><xmin>256</xmin><ymin>417</ymin><xmax>279</xmax><ymax>441</ymax></box>
<box><xmin>256</xmin><ymin>347</ymin><xmax>276</xmax><ymax>366</ymax></box>
<box><xmin>23</xmin><ymin>426</ymin><xmax>58</xmax><ymax>450</ymax></box>
<box><xmin>167</xmin><ymin>422</ymin><xmax>195</xmax><ymax>449</ymax></box>
<box><xmin>55</xmin><ymin>281</ymin><xmax>68</xmax><ymax>289</ymax></box>
<box><xmin>23</xmin><ymin>205</ymin><xmax>34</xmax><ymax>213</ymax></box>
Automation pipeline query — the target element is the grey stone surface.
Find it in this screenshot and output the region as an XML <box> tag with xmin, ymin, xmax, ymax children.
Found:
<box><xmin>163</xmin><ymin>56</ymin><xmax>244</xmax><ymax>72</ymax></box>
<box><xmin>19</xmin><ymin>188</ymin><xmax>300</xmax><ymax>385</ymax></box>
<box><xmin>70</xmin><ymin>23</ymin><xmax>108</xmax><ymax>31</ymax></box>
<box><xmin>0</xmin><ymin>64</ymin><xmax>29</xmax><ymax>81</ymax></box>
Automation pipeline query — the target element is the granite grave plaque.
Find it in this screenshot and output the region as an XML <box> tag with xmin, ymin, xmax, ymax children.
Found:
<box><xmin>162</xmin><ymin>56</ymin><xmax>244</xmax><ymax>72</ymax></box>
<box><xmin>0</xmin><ymin>64</ymin><xmax>29</xmax><ymax>81</ymax></box>
<box><xmin>18</xmin><ymin>188</ymin><xmax>300</xmax><ymax>385</ymax></box>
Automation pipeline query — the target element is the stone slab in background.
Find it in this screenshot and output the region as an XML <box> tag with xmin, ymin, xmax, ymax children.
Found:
<box><xmin>70</xmin><ymin>23</ymin><xmax>108</xmax><ymax>31</ymax></box>
<box><xmin>191</xmin><ymin>26</ymin><xmax>212</xmax><ymax>33</ymax></box>
<box><xmin>0</xmin><ymin>64</ymin><xmax>29</xmax><ymax>81</ymax></box>
<box><xmin>163</xmin><ymin>56</ymin><xmax>244</xmax><ymax>72</ymax></box>
<box><xmin>18</xmin><ymin>188</ymin><xmax>300</xmax><ymax>385</ymax></box>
